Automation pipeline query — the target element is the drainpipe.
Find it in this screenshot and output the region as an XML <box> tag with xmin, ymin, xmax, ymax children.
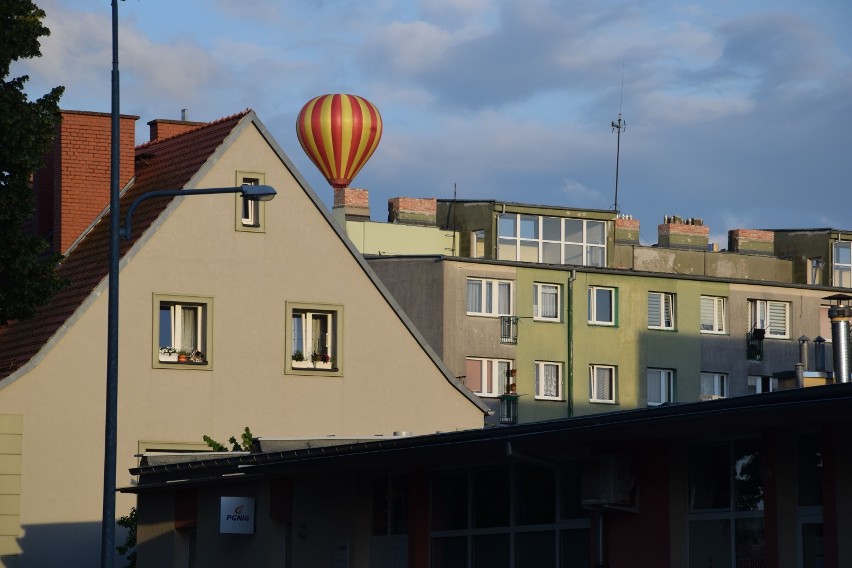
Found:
<box><xmin>567</xmin><ymin>269</ymin><xmax>576</xmax><ymax>417</ymax></box>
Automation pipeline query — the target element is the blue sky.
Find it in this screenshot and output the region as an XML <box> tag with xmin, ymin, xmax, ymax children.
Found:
<box><xmin>13</xmin><ymin>0</ymin><xmax>852</xmax><ymax>247</ymax></box>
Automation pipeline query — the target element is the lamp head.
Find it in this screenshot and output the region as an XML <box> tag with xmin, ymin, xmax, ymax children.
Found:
<box><xmin>241</xmin><ymin>184</ymin><xmax>277</xmax><ymax>201</ymax></box>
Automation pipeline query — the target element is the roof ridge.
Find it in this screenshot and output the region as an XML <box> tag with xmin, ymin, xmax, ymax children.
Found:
<box><xmin>135</xmin><ymin>108</ymin><xmax>252</xmax><ymax>151</ymax></box>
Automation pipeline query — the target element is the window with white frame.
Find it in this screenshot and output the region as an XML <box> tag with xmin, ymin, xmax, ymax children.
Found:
<box><xmin>533</xmin><ymin>283</ymin><xmax>560</xmax><ymax>321</ymax></box>
<box><xmin>747</xmin><ymin>376</ymin><xmax>778</xmax><ymax>395</ymax></box>
<box><xmin>833</xmin><ymin>242</ymin><xmax>851</xmax><ymax>287</ymax></box>
<box><xmin>588</xmin><ymin>286</ymin><xmax>615</xmax><ymax>325</ymax></box>
<box><xmin>648</xmin><ymin>292</ymin><xmax>674</xmax><ymax>330</ymax></box>
<box><xmin>700</xmin><ymin>373</ymin><xmax>728</xmax><ymax>399</ymax></box>
<box><xmin>471</xmin><ymin>230</ymin><xmax>485</xmax><ymax>259</ymax></box>
<box><xmin>589</xmin><ymin>365</ymin><xmax>616</xmax><ymax>403</ymax></box>
<box><xmin>235</xmin><ymin>172</ymin><xmax>266</xmax><ymax>232</ymax></box>
<box><xmin>289</xmin><ymin>303</ymin><xmax>342</xmax><ymax>372</ymax></box>
<box><xmin>535</xmin><ymin>361</ymin><xmax>562</xmax><ymax>400</ymax></box>
<box><xmin>496</xmin><ymin>213</ymin><xmax>606</xmax><ymax>267</ymax></box>
<box><xmin>748</xmin><ymin>299</ymin><xmax>790</xmax><ymax>339</ymax></box>
<box><xmin>466</xmin><ymin>278</ymin><xmax>513</xmax><ymax>317</ymax></box>
<box><xmin>699</xmin><ymin>296</ymin><xmax>726</xmax><ymax>334</ymax></box>
<box><xmin>154</xmin><ymin>294</ymin><xmax>212</xmax><ymax>367</ymax></box>
<box><xmin>647</xmin><ymin>368</ymin><xmax>675</xmax><ymax>406</ymax></box>
<box><xmin>466</xmin><ymin>357</ymin><xmax>513</xmax><ymax>398</ymax></box>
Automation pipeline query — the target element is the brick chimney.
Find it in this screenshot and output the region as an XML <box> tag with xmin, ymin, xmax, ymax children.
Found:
<box><xmin>727</xmin><ymin>229</ymin><xmax>775</xmax><ymax>255</ymax></box>
<box><xmin>148</xmin><ymin>118</ymin><xmax>205</xmax><ymax>142</ymax></box>
<box><xmin>614</xmin><ymin>215</ymin><xmax>640</xmax><ymax>245</ymax></box>
<box><xmin>333</xmin><ymin>187</ymin><xmax>370</xmax><ymax>221</ymax></box>
<box><xmin>657</xmin><ymin>216</ymin><xmax>709</xmax><ymax>250</ymax></box>
<box><xmin>32</xmin><ymin>110</ymin><xmax>138</xmax><ymax>254</ymax></box>
<box><xmin>388</xmin><ymin>197</ymin><xmax>437</xmax><ymax>226</ymax></box>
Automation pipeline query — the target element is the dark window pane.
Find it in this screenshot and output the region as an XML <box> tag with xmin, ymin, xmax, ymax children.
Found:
<box><xmin>371</xmin><ymin>477</ymin><xmax>388</xmax><ymax>536</ymax></box>
<box><xmin>798</xmin><ymin>434</ymin><xmax>823</xmax><ymax>507</ymax></box>
<box><xmin>516</xmin><ymin>531</ymin><xmax>555</xmax><ymax>568</ymax></box>
<box><xmin>431</xmin><ymin>536</ymin><xmax>467</xmax><ymax>568</ymax></box>
<box><xmin>389</xmin><ymin>475</ymin><xmax>409</xmax><ymax>535</ymax></box>
<box><xmin>733</xmin><ymin>439</ymin><xmax>764</xmax><ymax>511</ymax></box>
<box><xmin>560</xmin><ymin>528</ymin><xmax>591</xmax><ymax>568</ymax></box>
<box><xmin>735</xmin><ymin>518</ymin><xmax>765</xmax><ymax>566</ymax></box>
<box><xmin>432</xmin><ymin>470</ymin><xmax>468</xmax><ymax>530</ymax></box>
<box><xmin>515</xmin><ymin>465</ymin><xmax>555</xmax><ymax>525</ymax></box>
<box><xmin>690</xmin><ymin>443</ymin><xmax>730</xmax><ymax>510</ymax></box>
<box><xmin>689</xmin><ymin>519</ymin><xmax>732</xmax><ymax>568</ymax></box>
<box><xmin>542</xmin><ymin>216</ymin><xmax>561</xmax><ymax>241</ymax></box>
<box><xmin>472</xmin><ymin>467</ymin><xmax>510</xmax><ymax>528</ymax></box>
<box><xmin>560</xmin><ymin>468</ymin><xmax>585</xmax><ymax>520</ymax></box>
<box><xmin>472</xmin><ymin>534</ymin><xmax>509</xmax><ymax>568</ymax></box>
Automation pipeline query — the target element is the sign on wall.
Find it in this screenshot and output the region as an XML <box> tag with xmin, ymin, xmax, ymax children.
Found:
<box><xmin>219</xmin><ymin>496</ymin><xmax>255</xmax><ymax>534</ymax></box>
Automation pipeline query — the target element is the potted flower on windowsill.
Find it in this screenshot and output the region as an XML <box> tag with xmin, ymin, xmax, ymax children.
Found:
<box><xmin>292</xmin><ymin>350</ymin><xmax>311</xmax><ymax>369</ymax></box>
<box><xmin>177</xmin><ymin>349</ymin><xmax>190</xmax><ymax>363</ymax></box>
<box><xmin>310</xmin><ymin>348</ymin><xmax>332</xmax><ymax>369</ymax></box>
<box><xmin>158</xmin><ymin>346</ymin><xmax>178</xmax><ymax>362</ymax></box>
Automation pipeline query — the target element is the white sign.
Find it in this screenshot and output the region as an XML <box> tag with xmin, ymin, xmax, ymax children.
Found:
<box><xmin>219</xmin><ymin>496</ymin><xmax>255</xmax><ymax>534</ymax></box>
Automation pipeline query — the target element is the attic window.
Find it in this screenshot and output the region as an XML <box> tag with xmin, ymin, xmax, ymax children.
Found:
<box><xmin>235</xmin><ymin>172</ymin><xmax>266</xmax><ymax>232</ymax></box>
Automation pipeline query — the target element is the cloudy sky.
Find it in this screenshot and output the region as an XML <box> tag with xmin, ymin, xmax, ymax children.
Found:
<box><xmin>13</xmin><ymin>0</ymin><xmax>852</xmax><ymax>246</ymax></box>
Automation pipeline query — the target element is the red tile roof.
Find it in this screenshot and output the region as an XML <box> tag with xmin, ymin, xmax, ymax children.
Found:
<box><xmin>0</xmin><ymin>110</ymin><xmax>250</xmax><ymax>379</ymax></box>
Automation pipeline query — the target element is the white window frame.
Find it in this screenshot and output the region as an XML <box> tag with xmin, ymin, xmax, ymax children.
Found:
<box><xmin>153</xmin><ymin>294</ymin><xmax>212</xmax><ymax>369</ymax></box>
<box><xmin>496</xmin><ymin>213</ymin><xmax>607</xmax><ymax>267</ymax></box>
<box><xmin>748</xmin><ymin>299</ymin><xmax>790</xmax><ymax>339</ymax></box>
<box><xmin>647</xmin><ymin>368</ymin><xmax>675</xmax><ymax>406</ymax></box>
<box><xmin>833</xmin><ymin>241</ymin><xmax>851</xmax><ymax>287</ymax></box>
<box><xmin>589</xmin><ymin>365</ymin><xmax>616</xmax><ymax>403</ymax></box>
<box><xmin>471</xmin><ymin>230</ymin><xmax>485</xmax><ymax>259</ymax></box>
<box><xmin>700</xmin><ymin>372</ymin><xmax>728</xmax><ymax>399</ymax></box>
<box><xmin>648</xmin><ymin>292</ymin><xmax>675</xmax><ymax>330</ymax></box>
<box><xmin>533</xmin><ymin>282</ymin><xmax>561</xmax><ymax>322</ymax></box>
<box><xmin>466</xmin><ymin>278</ymin><xmax>513</xmax><ymax>317</ymax></box>
<box><xmin>466</xmin><ymin>357</ymin><xmax>513</xmax><ymax>398</ymax></box>
<box><xmin>535</xmin><ymin>361</ymin><xmax>563</xmax><ymax>400</ymax></box>
<box><xmin>235</xmin><ymin>171</ymin><xmax>266</xmax><ymax>232</ymax></box>
<box><xmin>747</xmin><ymin>375</ymin><xmax>778</xmax><ymax>395</ymax></box>
<box><xmin>588</xmin><ymin>286</ymin><xmax>615</xmax><ymax>326</ymax></box>
<box><xmin>700</xmin><ymin>296</ymin><xmax>726</xmax><ymax>334</ymax></box>
<box><xmin>287</xmin><ymin>302</ymin><xmax>343</xmax><ymax>375</ymax></box>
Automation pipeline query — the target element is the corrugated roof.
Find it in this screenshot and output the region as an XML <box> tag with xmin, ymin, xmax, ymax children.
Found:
<box><xmin>0</xmin><ymin>110</ymin><xmax>250</xmax><ymax>379</ymax></box>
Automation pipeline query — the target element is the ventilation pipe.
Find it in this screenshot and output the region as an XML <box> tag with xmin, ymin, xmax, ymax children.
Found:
<box><xmin>825</xmin><ymin>295</ymin><xmax>852</xmax><ymax>382</ymax></box>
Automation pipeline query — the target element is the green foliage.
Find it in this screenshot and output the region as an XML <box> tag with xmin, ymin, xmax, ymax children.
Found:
<box><xmin>116</xmin><ymin>506</ymin><xmax>137</xmax><ymax>568</ymax></box>
<box><xmin>0</xmin><ymin>0</ymin><xmax>67</xmax><ymax>325</ymax></box>
<box><xmin>204</xmin><ymin>426</ymin><xmax>253</xmax><ymax>452</ymax></box>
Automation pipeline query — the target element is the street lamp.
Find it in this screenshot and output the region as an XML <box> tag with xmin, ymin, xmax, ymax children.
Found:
<box><xmin>101</xmin><ymin>183</ymin><xmax>277</xmax><ymax>568</ymax></box>
<box><xmin>121</xmin><ymin>185</ymin><xmax>277</xmax><ymax>239</ymax></box>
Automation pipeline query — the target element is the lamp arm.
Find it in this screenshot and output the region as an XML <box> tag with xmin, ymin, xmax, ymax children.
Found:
<box><xmin>120</xmin><ymin>186</ymin><xmax>257</xmax><ymax>240</ymax></box>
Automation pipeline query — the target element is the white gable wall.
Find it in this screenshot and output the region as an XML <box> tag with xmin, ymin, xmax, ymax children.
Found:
<box><xmin>0</xmin><ymin>119</ymin><xmax>483</xmax><ymax>566</ymax></box>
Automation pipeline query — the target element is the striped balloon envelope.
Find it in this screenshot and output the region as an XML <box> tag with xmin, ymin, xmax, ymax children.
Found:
<box><xmin>296</xmin><ymin>94</ymin><xmax>383</xmax><ymax>189</ymax></box>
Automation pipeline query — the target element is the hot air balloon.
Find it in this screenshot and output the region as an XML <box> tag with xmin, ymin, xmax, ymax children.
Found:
<box><xmin>296</xmin><ymin>94</ymin><xmax>383</xmax><ymax>189</ymax></box>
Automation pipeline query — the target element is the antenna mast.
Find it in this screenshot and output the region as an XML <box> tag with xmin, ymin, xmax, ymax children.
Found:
<box><xmin>611</xmin><ymin>72</ymin><xmax>626</xmax><ymax>212</ymax></box>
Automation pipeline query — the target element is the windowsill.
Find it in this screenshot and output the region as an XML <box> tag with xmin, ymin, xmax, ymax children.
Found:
<box><xmin>533</xmin><ymin>318</ymin><xmax>561</xmax><ymax>323</ymax></box>
<box><xmin>588</xmin><ymin>322</ymin><xmax>615</xmax><ymax>327</ymax></box>
<box><xmin>466</xmin><ymin>313</ymin><xmax>513</xmax><ymax>318</ymax></box>
<box><xmin>292</xmin><ymin>361</ymin><xmax>335</xmax><ymax>370</ymax></box>
<box><xmin>590</xmin><ymin>400</ymin><xmax>617</xmax><ymax>404</ymax></box>
<box><xmin>535</xmin><ymin>397</ymin><xmax>564</xmax><ymax>401</ymax></box>
<box><xmin>648</xmin><ymin>327</ymin><xmax>676</xmax><ymax>332</ymax></box>
<box><xmin>700</xmin><ymin>330</ymin><xmax>727</xmax><ymax>335</ymax></box>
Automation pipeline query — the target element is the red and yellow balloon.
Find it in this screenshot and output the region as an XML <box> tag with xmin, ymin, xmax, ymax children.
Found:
<box><xmin>296</xmin><ymin>94</ymin><xmax>383</xmax><ymax>189</ymax></box>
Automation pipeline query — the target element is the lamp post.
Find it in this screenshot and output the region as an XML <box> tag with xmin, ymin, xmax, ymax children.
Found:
<box><xmin>100</xmin><ymin>182</ymin><xmax>276</xmax><ymax>568</ymax></box>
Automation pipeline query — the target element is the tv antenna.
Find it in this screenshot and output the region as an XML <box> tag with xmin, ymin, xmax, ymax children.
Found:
<box><xmin>611</xmin><ymin>72</ymin><xmax>626</xmax><ymax>212</ymax></box>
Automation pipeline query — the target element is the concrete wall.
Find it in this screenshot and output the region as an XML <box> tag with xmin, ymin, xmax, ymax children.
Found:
<box><xmin>342</xmin><ymin>220</ymin><xmax>459</xmax><ymax>256</ymax></box>
<box><xmin>0</xmin><ymin>121</ymin><xmax>483</xmax><ymax>566</ymax></box>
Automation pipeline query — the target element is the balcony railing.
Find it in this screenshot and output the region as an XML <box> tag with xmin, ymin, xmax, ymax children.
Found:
<box><xmin>747</xmin><ymin>328</ymin><xmax>765</xmax><ymax>361</ymax></box>
<box><xmin>500</xmin><ymin>316</ymin><xmax>519</xmax><ymax>344</ymax></box>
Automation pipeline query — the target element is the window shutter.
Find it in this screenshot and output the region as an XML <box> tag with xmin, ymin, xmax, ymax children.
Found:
<box><xmin>648</xmin><ymin>293</ymin><xmax>661</xmax><ymax>327</ymax></box>
<box><xmin>768</xmin><ymin>302</ymin><xmax>787</xmax><ymax>336</ymax></box>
